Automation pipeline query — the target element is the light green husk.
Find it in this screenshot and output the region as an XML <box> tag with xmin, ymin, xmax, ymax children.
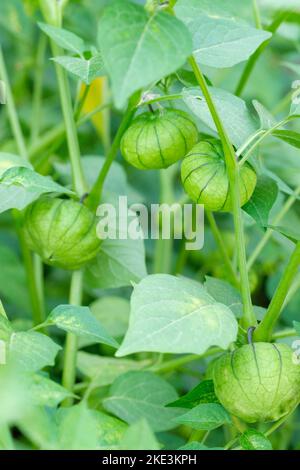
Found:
<box><xmin>24</xmin><ymin>197</ymin><xmax>101</xmax><ymax>270</ymax></box>
<box><xmin>213</xmin><ymin>342</ymin><xmax>300</xmax><ymax>423</ymax></box>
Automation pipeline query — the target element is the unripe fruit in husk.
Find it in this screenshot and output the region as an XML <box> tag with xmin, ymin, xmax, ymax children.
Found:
<box><xmin>120</xmin><ymin>108</ymin><xmax>198</xmax><ymax>170</ymax></box>
<box><xmin>181</xmin><ymin>139</ymin><xmax>257</xmax><ymax>212</ymax></box>
<box><xmin>213</xmin><ymin>342</ymin><xmax>300</xmax><ymax>423</ymax></box>
<box><xmin>24</xmin><ymin>197</ymin><xmax>101</xmax><ymax>270</ymax></box>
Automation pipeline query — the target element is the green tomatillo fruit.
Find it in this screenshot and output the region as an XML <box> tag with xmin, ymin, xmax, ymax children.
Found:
<box><xmin>181</xmin><ymin>139</ymin><xmax>257</xmax><ymax>211</ymax></box>
<box><xmin>24</xmin><ymin>197</ymin><xmax>101</xmax><ymax>270</ymax></box>
<box><xmin>120</xmin><ymin>108</ymin><xmax>198</xmax><ymax>170</ymax></box>
<box><xmin>213</xmin><ymin>342</ymin><xmax>300</xmax><ymax>423</ymax></box>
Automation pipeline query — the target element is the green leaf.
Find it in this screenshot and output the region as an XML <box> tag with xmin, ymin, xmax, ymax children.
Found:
<box><xmin>77</xmin><ymin>352</ymin><xmax>150</xmax><ymax>388</ymax></box>
<box><xmin>174</xmin><ymin>403</ymin><xmax>231</xmax><ymax>430</ymax></box>
<box><xmin>103</xmin><ymin>371</ymin><xmax>181</xmax><ymax>432</ymax></box>
<box><xmin>90</xmin><ymin>296</ymin><xmax>130</xmax><ymax>338</ymax></box>
<box><xmin>98</xmin><ymin>0</ymin><xmax>192</xmax><ymax>108</ymax></box>
<box><xmin>9</xmin><ymin>331</ymin><xmax>61</xmax><ymax>372</ymax></box>
<box><xmin>0</xmin><ymin>167</ymin><xmax>73</xmax><ymax>214</ymax></box>
<box><xmin>176</xmin><ymin>0</ymin><xmax>271</xmax><ymax>68</ymax></box>
<box><xmin>94</xmin><ymin>410</ymin><xmax>127</xmax><ymax>450</ymax></box>
<box><xmin>183</xmin><ymin>87</ymin><xmax>258</xmax><ymax>148</ymax></box>
<box><xmin>28</xmin><ymin>374</ymin><xmax>73</xmax><ymax>408</ymax></box>
<box><xmin>17</xmin><ymin>406</ymin><xmax>59</xmax><ymax>450</ymax></box>
<box><xmin>252</xmin><ymin>100</ymin><xmax>277</xmax><ymax>130</ymax></box>
<box><xmin>38</xmin><ymin>22</ymin><xmax>85</xmax><ymax>55</ymax></box>
<box><xmin>179</xmin><ymin>442</ymin><xmax>223</xmax><ymax>450</ymax></box>
<box><xmin>167</xmin><ymin>380</ymin><xmax>219</xmax><ymax>409</ymax></box>
<box><xmin>0</xmin><ymin>152</ymin><xmax>32</xmax><ymax>178</ymax></box>
<box><xmin>52</xmin><ymin>54</ymin><xmax>104</xmax><ymax>85</ymax></box>
<box><xmin>57</xmin><ymin>402</ymin><xmax>99</xmax><ymax>450</ymax></box>
<box><xmin>117</xmin><ymin>274</ymin><xmax>238</xmax><ymax>357</ymax></box>
<box><xmin>240</xmin><ymin>429</ymin><xmax>272</xmax><ymax>450</ymax></box>
<box><xmin>267</xmin><ymin>225</ymin><xmax>300</xmax><ymax>244</ymax></box>
<box><xmin>243</xmin><ymin>174</ymin><xmax>278</xmax><ymax>227</ymax></box>
<box><xmin>46</xmin><ymin>305</ymin><xmax>118</xmax><ymax>348</ymax></box>
<box><xmin>272</xmin><ymin>130</ymin><xmax>300</xmax><ymax>149</ymax></box>
<box><xmin>119</xmin><ymin>419</ymin><xmax>161</xmax><ymax>450</ymax></box>
<box><xmin>86</xmin><ymin>237</ymin><xmax>147</xmax><ymax>289</ymax></box>
<box><xmin>204</xmin><ymin>276</ymin><xmax>243</xmax><ymax>318</ymax></box>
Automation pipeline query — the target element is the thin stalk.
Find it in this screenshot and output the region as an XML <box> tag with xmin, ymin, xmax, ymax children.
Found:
<box><xmin>235</xmin><ymin>12</ymin><xmax>289</xmax><ymax>96</ymax></box>
<box><xmin>150</xmin><ymin>347</ymin><xmax>222</xmax><ymax>373</ymax></box>
<box><xmin>272</xmin><ymin>328</ymin><xmax>297</xmax><ymax>340</ymax></box>
<box><xmin>247</xmin><ymin>183</ymin><xmax>300</xmax><ymax>269</ymax></box>
<box><xmin>74</xmin><ymin>83</ymin><xmax>90</xmax><ymax>121</ymax></box>
<box><xmin>252</xmin><ymin>0</ymin><xmax>262</xmax><ymax>29</ymax></box>
<box><xmin>141</xmin><ymin>93</ymin><xmax>182</xmax><ymax>107</ymax></box>
<box><xmin>50</xmin><ymin>41</ymin><xmax>88</xmax><ymax>195</ymax></box>
<box><xmin>87</xmin><ymin>96</ymin><xmax>138</xmax><ymax>209</ymax></box>
<box><xmin>236</xmin><ymin>129</ymin><xmax>264</xmax><ymax>158</ymax></box>
<box><xmin>0</xmin><ymin>47</ymin><xmax>27</xmax><ymax>159</ymax></box>
<box><xmin>153</xmin><ymin>168</ymin><xmax>175</xmax><ymax>274</ymax></box>
<box><xmin>239</xmin><ymin>117</ymin><xmax>290</xmax><ymax>166</ymax></box>
<box><xmin>30</xmin><ymin>34</ymin><xmax>47</xmax><ymax>144</ymax></box>
<box><xmin>62</xmin><ymin>271</ymin><xmax>83</xmax><ymax>406</ymax></box>
<box><xmin>188</xmin><ymin>55</ymin><xmax>256</xmax><ymax>328</ymax></box>
<box><xmin>254</xmin><ymin>241</ymin><xmax>300</xmax><ymax>341</ymax></box>
<box><xmin>206</xmin><ymin>211</ymin><xmax>239</xmax><ymax>287</ymax></box>
<box><xmin>16</xmin><ymin>221</ymin><xmax>45</xmax><ymax>326</ymax></box>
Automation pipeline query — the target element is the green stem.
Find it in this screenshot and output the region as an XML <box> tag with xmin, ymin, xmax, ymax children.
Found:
<box><xmin>254</xmin><ymin>241</ymin><xmax>300</xmax><ymax>341</ymax></box>
<box><xmin>236</xmin><ymin>130</ymin><xmax>264</xmax><ymax>158</ymax></box>
<box><xmin>16</xmin><ymin>220</ymin><xmax>45</xmax><ymax>326</ymax></box>
<box><xmin>74</xmin><ymin>83</ymin><xmax>90</xmax><ymax>121</ymax></box>
<box><xmin>252</xmin><ymin>0</ymin><xmax>262</xmax><ymax>29</ymax></box>
<box><xmin>153</xmin><ymin>168</ymin><xmax>175</xmax><ymax>274</ymax></box>
<box><xmin>206</xmin><ymin>211</ymin><xmax>239</xmax><ymax>287</ymax></box>
<box><xmin>272</xmin><ymin>328</ymin><xmax>297</xmax><ymax>340</ymax></box>
<box><xmin>50</xmin><ymin>41</ymin><xmax>88</xmax><ymax>195</ymax></box>
<box><xmin>150</xmin><ymin>347</ymin><xmax>222</xmax><ymax>373</ymax></box>
<box><xmin>0</xmin><ymin>47</ymin><xmax>27</xmax><ymax>159</ymax></box>
<box><xmin>235</xmin><ymin>12</ymin><xmax>289</xmax><ymax>96</ymax></box>
<box><xmin>142</xmin><ymin>93</ymin><xmax>182</xmax><ymax>106</ymax></box>
<box><xmin>239</xmin><ymin>117</ymin><xmax>291</xmax><ymax>166</ymax></box>
<box><xmin>188</xmin><ymin>56</ymin><xmax>256</xmax><ymax>328</ymax></box>
<box><xmin>247</xmin><ymin>183</ymin><xmax>300</xmax><ymax>269</ymax></box>
<box><xmin>62</xmin><ymin>271</ymin><xmax>83</xmax><ymax>406</ymax></box>
<box><xmin>88</xmin><ymin>96</ymin><xmax>138</xmax><ymax>209</ymax></box>
<box><xmin>30</xmin><ymin>34</ymin><xmax>47</xmax><ymax>145</ymax></box>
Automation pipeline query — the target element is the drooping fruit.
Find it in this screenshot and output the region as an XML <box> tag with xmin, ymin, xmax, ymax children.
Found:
<box><xmin>181</xmin><ymin>139</ymin><xmax>257</xmax><ymax>212</ymax></box>
<box><xmin>24</xmin><ymin>197</ymin><xmax>101</xmax><ymax>270</ymax></box>
<box><xmin>213</xmin><ymin>342</ymin><xmax>300</xmax><ymax>423</ymax></box>
<box><xmin>121</xmin><ymin>108</ymin><xmax>198</xmax><ymax>170</ymax></box>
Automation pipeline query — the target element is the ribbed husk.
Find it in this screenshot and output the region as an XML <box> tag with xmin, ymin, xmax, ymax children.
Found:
<box><xmin>181</xmin><ymin>139</ymin><xmax>257</xmax><ymax>212</ymax></box>
<box><xmin>213</xmin><ymin>342</ymin><xmax>300</xmax><ymax>423</ymax></box>
<box><xmin>24</xmin><ymin>197</ymin><xmax>101</xmax><ymax>270</ymax></box>
<box><xmin>121</xmin><ymin>108</ymin><xmax>198</xmax><ymax>170</ymax></box>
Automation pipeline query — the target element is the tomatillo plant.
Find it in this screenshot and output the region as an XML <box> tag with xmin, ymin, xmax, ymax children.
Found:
<box><xmin>0</xmin><ymin>0</ymin><xmax>300</xmax><ymax>452</ymax></box>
